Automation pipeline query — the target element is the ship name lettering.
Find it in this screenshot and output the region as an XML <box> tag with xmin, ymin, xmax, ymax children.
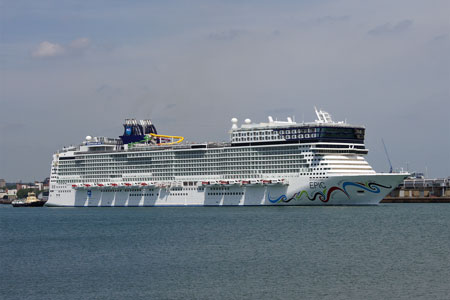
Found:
<box><xmin>310</xmin><ymin>182</ymin><xmax>326</xmax><ymax>189</ymax></box>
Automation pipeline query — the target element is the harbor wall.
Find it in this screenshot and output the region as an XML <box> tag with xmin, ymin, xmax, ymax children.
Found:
<box><xmin>382</xmin><ymin>177</ymin><xmax>450</xmax><ymax>203</ymax></box>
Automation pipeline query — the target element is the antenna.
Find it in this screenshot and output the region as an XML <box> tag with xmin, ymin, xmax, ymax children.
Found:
<box><xmin>314</xmin><ymin>107</ymin><xmax>333</xmax><ymax>123</ymax></box>
<box><xmin>382</xmin><ymin>139</ymin><xmax>393</xmax><ymax>173</ymax></box>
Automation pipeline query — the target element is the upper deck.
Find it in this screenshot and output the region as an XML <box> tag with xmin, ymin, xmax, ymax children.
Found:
<box><xmin>57</xmin><ymin>108</ymin><xmax>366</xmax><ymax>156</ymax></box>
<box><xmin>230</xmin><ymin>108</ymin><xmax>365</xmax><ymax>146</ymax></box>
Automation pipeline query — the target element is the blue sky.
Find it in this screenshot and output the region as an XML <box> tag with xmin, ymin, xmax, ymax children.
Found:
<box><xmin>0</xmin><ymin>0</ymin><xmax>449</xmax><ymax>181</ymax></box>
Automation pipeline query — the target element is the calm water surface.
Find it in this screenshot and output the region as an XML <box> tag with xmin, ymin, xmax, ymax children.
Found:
<box><xmin>1</xmin><ymin>204</ymin><xmax>449</xmax><ymax>300</ymax></box>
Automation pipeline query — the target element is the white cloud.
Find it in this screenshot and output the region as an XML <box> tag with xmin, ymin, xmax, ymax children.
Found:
<box><xmin>32</xmin><ymin>41</ymin><xmax>65</xmax><ymax>57</ymax></box>
<box><xmin>368</xmin><ymin>20</ymin><xmax>413</xmax><ymax>36</ymax></box>
<box><xmin>69</xmin><ymin>37</ymin><xmax>90</xmax><ymax>49</ymax></box>
<box><xmin>32</xmin><ymin>38</ymin><xmax>91</xmax><ymax>58</ymax></box>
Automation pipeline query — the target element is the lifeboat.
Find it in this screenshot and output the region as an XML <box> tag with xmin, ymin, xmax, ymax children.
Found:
<box><xmin>223</xmin><ymin>180</ymin><xmax>239</xmax><ymax>186</ymax></box>
<box><xmin>248</xmin><ymin>179</ymin><xmax>262</xmax><ymax>186</ymax></box>
<box><xmin>158</xmin><ymin>183</ymin><xmax>170</xmax><ymax>189</ymax></box>
<box><xmin>124</xmin><ymin>183</ymin><xmax>132</xmax><ymax>187</ymax></box>
<box><xmin>219</xmin><ymin>180</ymin><xmax>229</xmax><ymax>185</ymax></box>
<box><xmin>262</xmin><ymin>179</ymin><xmax>278</xmax><ymax>185</ymax></box>
<box><xmin>275</xmin><ymin>179</ymin><xmax>289</xmax><ymax>185</ymax></box>
<box><xmin>97</xmin><ymin>183</ymin><xmax>105</xmax><ymax>187</ymax></box>
<box><xmin>84</xmin><ymin>184</ymin><xmax>91</xmax><ymax>187</ymax></box>
<box><xmin>140</xmin><ymin>182</ymin><xmax>148</xmax><ymax>186</ymax></box>
<box><xmin>71</xmin><ymin>184</ymin><xmax>81</xmax><ymax>190</ymax></box>
<box><xmin>241</xmin><ymin>180</ymin><xmax>250</xmax><ymax>186</ymax></box>
<box><xmin>201</xmin><ymin>181</ymin><xmax>210</xmax><ymax>186</ymax></box>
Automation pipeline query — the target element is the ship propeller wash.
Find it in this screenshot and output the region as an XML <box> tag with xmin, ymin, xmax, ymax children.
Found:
<box><xmin>47</xmin><ymin>109</ymin><xmax>408</xmax><ymax>206</ymax></box>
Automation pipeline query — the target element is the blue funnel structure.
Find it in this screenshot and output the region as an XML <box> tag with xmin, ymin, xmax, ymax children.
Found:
<box><xmin>120</xmin><ymin>119</ymin><xmax>157</xmax><ymax>144</ymax></box>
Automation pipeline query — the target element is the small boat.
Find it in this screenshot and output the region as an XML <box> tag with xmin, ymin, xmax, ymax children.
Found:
<box><xmin>12</xmin><ymin>192</ymin><xmax>46</xmax><ymax>207</ymax></box>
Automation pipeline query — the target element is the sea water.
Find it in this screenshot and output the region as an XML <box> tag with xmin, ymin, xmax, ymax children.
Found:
<box><xmin>1</xmin><ymin>204</ymin><xmax>449</xmax><ymax>300</ymax></box>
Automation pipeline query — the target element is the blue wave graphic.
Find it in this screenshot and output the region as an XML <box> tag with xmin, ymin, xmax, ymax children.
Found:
<box><xmin>268</xmin><ymin>194</ymin><xmax>287</xmax><ymax>203</ymax></box>
<box><xmin>342</xmin><ymin>182</ymin><xmax>391</xmax><ymax>194</ymax></box>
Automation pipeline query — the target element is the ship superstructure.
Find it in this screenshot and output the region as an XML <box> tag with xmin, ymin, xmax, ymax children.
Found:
<box><xmin>47</xmin><ymin>109</ymin><xmax>408</xmax><ymax>206</ymax></box>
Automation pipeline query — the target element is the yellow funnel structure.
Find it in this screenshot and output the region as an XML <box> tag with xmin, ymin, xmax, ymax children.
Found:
<box><xmin>149</xmin><ymin>133</ymin><xmax>184</xmax><ymax>146</ymax></box>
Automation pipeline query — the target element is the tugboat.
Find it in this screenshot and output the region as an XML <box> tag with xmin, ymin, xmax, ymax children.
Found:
<box><xmin>12</xmin><ymin>192</ymin><xmax>46</xmax><ymax>207</ymax></box>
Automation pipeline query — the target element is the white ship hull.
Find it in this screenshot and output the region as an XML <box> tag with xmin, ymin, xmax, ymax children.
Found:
<box><xmin>46</xmin><ymin>173</ymin><xmax>407</xmax><ymax>207</ymax></box>
<box><xmin>47</xmin><ymin>111</ymin><xmax>408</xmax><ymax>207</ymax></box>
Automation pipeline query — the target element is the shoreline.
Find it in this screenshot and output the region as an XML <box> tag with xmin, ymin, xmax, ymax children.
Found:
<box><xmin>381</xmin><ymin>197</ymin><xmax>450</xmax><ymax>203</ymax></box>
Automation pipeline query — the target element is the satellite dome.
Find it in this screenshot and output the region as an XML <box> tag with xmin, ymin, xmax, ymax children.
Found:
<box><xmin>86</xmin><ymin>136</ymin><xmax>92</xmax><ymax>141</ymax></box>
<box><xmin>244</xmin><ymin>119</ymin><xmax>251</xmax><ymax>124</ymax></box>
<box><xmin>231</xmin><ymin>118</ymin><xmax>238</xmax><ymax>123</ymax></box>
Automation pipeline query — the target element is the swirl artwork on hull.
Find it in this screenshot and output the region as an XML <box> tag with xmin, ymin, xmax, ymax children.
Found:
<box><xmin>268</xmin><ymin>182</ymin><xmax>392</xmax><ymax>204</ymax></box>
<box><xmin>342</xmin><ymin>182</ymin><xmax>391</xmax><ymax>194</ymax></box>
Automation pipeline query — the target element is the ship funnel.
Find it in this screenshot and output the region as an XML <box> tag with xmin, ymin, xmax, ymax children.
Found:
<box><xmin>120</xmin><ymin>118</ymin><xmax>157</xmax><ymax>144</ymax></box>
<box><xmin>268</xmin><ymin>116</ymin><xmax>274</xmax><ymax>123</ymax></box>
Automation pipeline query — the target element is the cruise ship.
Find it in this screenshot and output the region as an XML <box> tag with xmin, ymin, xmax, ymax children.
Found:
<box><xmin>46</xmin><ymin>108</ymin><xmax>408</xmax><ymax>206</ymax></box>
